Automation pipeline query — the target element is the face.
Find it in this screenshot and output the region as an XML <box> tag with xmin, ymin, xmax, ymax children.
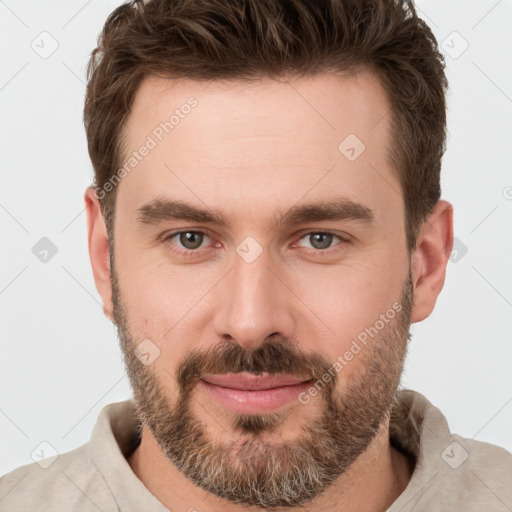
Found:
<box><xmin>110</xmin><ymin>71</ymin><xmax>414</xmax><ymax>508</ymax></box>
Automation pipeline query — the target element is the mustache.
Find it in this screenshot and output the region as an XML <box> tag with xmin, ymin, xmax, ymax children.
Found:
<box><xmin>176</xmin><ymin>338</ymin><xmax>336</xmax><ymax>394</ymax></box>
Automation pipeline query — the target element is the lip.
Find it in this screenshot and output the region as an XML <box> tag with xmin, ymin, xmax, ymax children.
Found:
<box><xmin>199</xmin><ymin>372</ymin><xmax>313</xmax><ymax>414</ymax></box>
<box><xmin>202</xmin><ymin>372</ymin><xmax>310</xmax><ymax>390</ymax></box>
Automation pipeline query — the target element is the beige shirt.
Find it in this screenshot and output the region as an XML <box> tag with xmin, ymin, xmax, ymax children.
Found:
<box><xmin>1</xmin><ymin>389</ymin><xmax>511</xmax><ymax>511</ymax></box>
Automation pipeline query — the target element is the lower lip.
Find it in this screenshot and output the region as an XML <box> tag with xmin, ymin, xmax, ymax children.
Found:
<box><xmin>198</xmin><ymin>379</ymin><xmax>313</xmax><ymax>414</ymax></box>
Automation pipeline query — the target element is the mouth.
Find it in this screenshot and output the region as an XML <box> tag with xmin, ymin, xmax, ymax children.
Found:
<box><xmin>198</xmin><ymin>372</ymin><xmax>314</xmax><ymax>414</ymax></box>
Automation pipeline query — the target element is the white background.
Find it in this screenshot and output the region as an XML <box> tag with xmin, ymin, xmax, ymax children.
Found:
<box><xmin>1</xmin><ymin>0</ymin><xmax>511</xmax><ymax>476</ymax></box>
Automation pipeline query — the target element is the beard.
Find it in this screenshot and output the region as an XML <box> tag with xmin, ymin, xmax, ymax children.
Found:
<box><xmin>112</xmin><ymin>264</ymin><xmax>413</xmax><ymax>509</ymax></box>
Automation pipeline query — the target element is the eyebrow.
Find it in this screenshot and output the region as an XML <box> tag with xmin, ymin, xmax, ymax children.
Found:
<box><xmin>136</xmin><ymin>196</ymin><xmax>375</xmax><ymax>228</ymax></box>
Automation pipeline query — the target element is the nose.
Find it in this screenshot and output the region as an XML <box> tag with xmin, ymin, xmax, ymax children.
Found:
<box><xmin>213</xmin><ymin>244</ymin><xmax>295</xmax><ymax>351</ymax></box>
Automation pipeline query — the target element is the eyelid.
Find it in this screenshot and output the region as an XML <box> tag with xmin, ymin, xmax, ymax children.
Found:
<box><xmin>293</xmin><ymin>229</ymin><xmax>352</xmax><ymax>243</ymax></box>
<box><xmin>291</xmin><ymin>230</ymin><xmax>352</xmax><ymax>252</ymax></box>
<box><xmin>162</xmin><ymin>228</ymin><xmax>351</xmax><ymax>255</ymax></box>
<box><xmin>162</xmin><ymin>229</ymin><xmax>214</xmax><ymax>251</ymax></box>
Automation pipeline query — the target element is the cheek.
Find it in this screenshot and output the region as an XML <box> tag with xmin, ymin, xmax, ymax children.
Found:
<box><xmin>114</xmin><ymin>256</ymin><xmax>218</xmax><ymax>365</ymax></box>
<box><xmin>288</xmin><ymin>259</ymin><xmax>405</xmax><ymax>365</ymax></box>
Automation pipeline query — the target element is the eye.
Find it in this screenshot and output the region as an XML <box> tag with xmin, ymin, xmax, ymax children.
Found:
<box><xmin>294</xmin><ymin>231</ymin><xmax>350</xmax><ymax>252</ymax></box>
<box><xmin>162</xmin><ymin>229</ymin><xmax>350</xmax><ymax>258</ymax></box>
<box><xmin>164</xmin><ymin>230</ymin><xmax>212</xmax><ymax>253</ymax></box>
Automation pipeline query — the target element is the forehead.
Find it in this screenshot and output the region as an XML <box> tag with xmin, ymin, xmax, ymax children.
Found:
<box><xmin>124</xmin><ymin>70</ymin><xmax>392</xmax><ymax>150</ymax></box>
<box><xmin>117</xmin><ymin>70</ymin><xmax>400</xmax><ymax>229</ymax></box>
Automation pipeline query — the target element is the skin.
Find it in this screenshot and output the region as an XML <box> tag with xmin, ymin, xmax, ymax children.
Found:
<box><xmin>85</xmin><ymin>70</ymin><xmax>453</xmax><ymax>511</ymax></box>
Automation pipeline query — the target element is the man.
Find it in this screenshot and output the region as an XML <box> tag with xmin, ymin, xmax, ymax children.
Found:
<box><xmin>1</xmin><ymin>0</ymin><xmax>511</xmax><ymax>510</ymax></box>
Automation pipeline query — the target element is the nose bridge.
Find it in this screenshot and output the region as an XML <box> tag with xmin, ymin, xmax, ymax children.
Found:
<box><xmin>213</xmin><ymin>243</ymin><xmax>293</xmax><ymax>350</ymax></box>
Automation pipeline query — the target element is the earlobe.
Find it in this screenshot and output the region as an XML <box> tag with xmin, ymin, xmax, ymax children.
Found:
<box><xmin>410</xmin><ymin>200</ymin><xmax>454</xmax><ymax>323</ymax></box>
<box><xmin>84</xmin><ymin>187</ymin><xmax>114</xmax><ymax>321</ymax></box>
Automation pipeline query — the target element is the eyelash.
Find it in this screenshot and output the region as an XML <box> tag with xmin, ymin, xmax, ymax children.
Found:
<box><xmin>162</xmin><ymin>230</ymin><xmax>351</xmax><ymax>257</ymax></box>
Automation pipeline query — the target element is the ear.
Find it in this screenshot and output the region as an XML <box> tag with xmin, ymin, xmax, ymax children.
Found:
<box><xmin>410</xmin><ymin>199</ymin><xmax>454</xmax><ymax>323</ymax></box>
<box><xmin>84</xmin><ymin>187</ymin><xmax>114</xmax><ymax>321</ymax></box>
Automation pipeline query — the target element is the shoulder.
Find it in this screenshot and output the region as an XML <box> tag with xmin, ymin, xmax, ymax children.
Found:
<box><xmin>395</xmin><ymin>435</ymin><xmax>512</xmax><ymax>512</ymax></box>
<box><xmin>0</xmin><ymin>442</ymin><xmax>118</xmax><ymax>512</ymax></box>
<box><xmin>390</xmin><ymin>390</ymin><xmax>512</xmax><ymax>511</ymax></box>
<box><xmin>421</xmin><ymin>434</ymin><xmax>512</xmax><ymax>511</ymax></box>
<box><xmin>445</xmin><ymin>433</ymin><xmax>512</xmax><ymax>490</ymax></box>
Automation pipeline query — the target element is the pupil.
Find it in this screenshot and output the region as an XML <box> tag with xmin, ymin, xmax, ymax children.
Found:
<box><xmin>181</xmin><ymin>232</ymin><xmax>202</xmax><ymax>249</ymax></box>
<box><xmin>178</xmin><ymin>232</ymin><xmax>332</xmax><ymax>251</ymax></box>
<box><xmin>312</xmin><ymin>233</ymin><xmax>331</xmax><ymax>249</ymax></box>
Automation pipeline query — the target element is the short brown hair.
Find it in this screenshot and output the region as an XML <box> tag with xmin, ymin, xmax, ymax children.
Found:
<box><xmin>84</xmin><ymin>0</ymin><xmax>448</xmax><ymax>253</ymax></box>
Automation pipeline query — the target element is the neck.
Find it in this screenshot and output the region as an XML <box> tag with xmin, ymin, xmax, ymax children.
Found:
<box><xmin>127</xmin><ymin>417</ymin><xmax>414</xmax><ymax>512</ymax></box>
